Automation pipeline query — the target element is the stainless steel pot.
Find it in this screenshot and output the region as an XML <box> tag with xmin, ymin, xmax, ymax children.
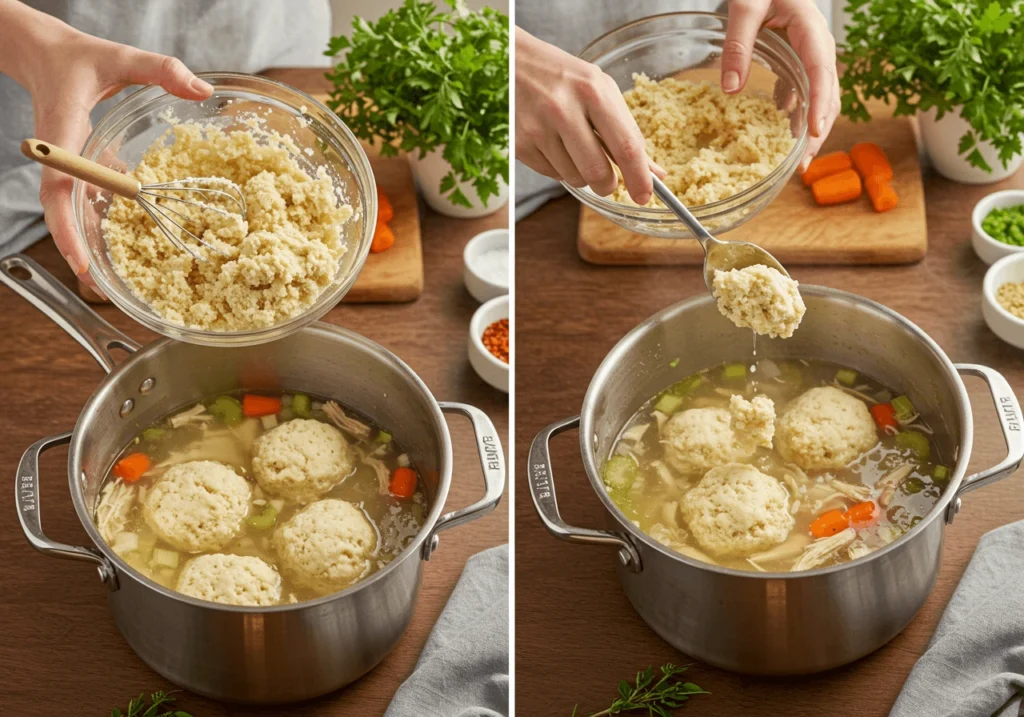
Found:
<box><xmin>529</xmin><ymin>287</ymin><xmax>1022</xmax><ymax>675</ymax></box>
<box><xmin>3</xmin><ymin>254</ymin><xmax>505</xmax><ymax>703</ymax></box>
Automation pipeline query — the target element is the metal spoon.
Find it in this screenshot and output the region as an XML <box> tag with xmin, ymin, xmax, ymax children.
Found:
<box><xmin>651</xmin><ymin>174</ymin><xmax>789</xmax><ymax>291</ymax></box>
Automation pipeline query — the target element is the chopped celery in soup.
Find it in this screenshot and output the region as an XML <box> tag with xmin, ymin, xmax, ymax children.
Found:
<box><xmin>603</xmin><ymin>359</ymin><xmax>947</xmax><ymax>573</ymax></box>
<box><xmin>94</xmin><ymin>392</ymin><xmax>428</xmax><ymax>605</ymax></box>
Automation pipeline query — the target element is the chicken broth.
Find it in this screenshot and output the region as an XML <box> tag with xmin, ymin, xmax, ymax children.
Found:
<box><xmin>603</xmin><ymin>359</ymin><xmax>947</xmax><ymax>573</ymax></box>
<box><xmin>94</xmin><ymin>392</ymin><xmax>427</xmax><ymax>605</ymax></box>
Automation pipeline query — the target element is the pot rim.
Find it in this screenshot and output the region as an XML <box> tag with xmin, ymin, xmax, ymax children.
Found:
<box><xmin>579</xmin><ymin>285</ymin><xmax>974</xmax><ymax>579</ymax></box>
<box><xmin>67</xmin><ymin>321</ymin><xmax>454</xmax><ymax>612</ymax></box>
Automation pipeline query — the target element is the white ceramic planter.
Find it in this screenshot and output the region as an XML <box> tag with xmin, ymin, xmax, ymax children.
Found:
<box><xmin>409</xmin><ymin>146</ymin><xmax>509</xmax><ymax>218</ymax></box>
<box><xmin>918</xmin><ymin>106</ymin><xmax>1023</xmax><ymax>184</ymax></box>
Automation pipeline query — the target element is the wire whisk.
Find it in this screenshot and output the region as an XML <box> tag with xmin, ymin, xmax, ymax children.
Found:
<box><xmin>22</xmin><ymin>138</ymin><xmax>247</xmax><ymax>261</ymax></box>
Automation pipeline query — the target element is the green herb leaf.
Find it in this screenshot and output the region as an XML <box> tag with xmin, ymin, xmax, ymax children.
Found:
<box><xmin>325</xmin><ymin>0</ymin><xmax>508</xmax><ymax>207</ymax></box>
<box><xmin>573</xmin><ymin>663</ymin><xmax>708</xmax><ymax>715</ymax></box>
<box><xmin>112</xmin><ymin>690</ymin><xmax>193</xmax><ymax>717</ymax></box>
<box><xmin>839</xmin><ymin>0</ymin><xmax>1024</xmax><ymax>173</ymax></box>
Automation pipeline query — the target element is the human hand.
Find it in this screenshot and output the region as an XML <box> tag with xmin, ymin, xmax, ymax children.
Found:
<box><xmin>720</xmin><ymin>0</ymin><xmax>839</xmax><ymax>171</ymax></box>
<box><xmin>515</xmin><ymin>27</ymin><xmax>663</xmax><ymax>206</ymax></box>
<box><xmin>8</xmin><ymin>11</ymin><xmax>212</xmax><ymax>285</ymax></box>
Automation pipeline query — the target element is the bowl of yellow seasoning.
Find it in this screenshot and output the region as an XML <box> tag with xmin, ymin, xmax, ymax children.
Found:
<box><xmin>983</xmin><ymin>253</ymin><xmax>1024</xmax><ymax>350</ymax></box>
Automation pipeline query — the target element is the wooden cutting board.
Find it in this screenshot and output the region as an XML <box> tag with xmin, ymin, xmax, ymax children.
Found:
<box><xmin>345</xmin><ymin>153</ymin><xmax>423</xmax><ymax>302</ymax></box>
<box><xmin>577</xmin><ymin>99</ymin><xmax>928</xmax><ymax>265</ymax></box>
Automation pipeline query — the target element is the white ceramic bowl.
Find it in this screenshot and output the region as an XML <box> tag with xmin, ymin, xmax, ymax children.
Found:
<box><xmin>463</xmin><ymin>229</ymin><xmax>509</xmax><ymax>303</ymax></box>
<box><xmin>468</xmin><ymin>295</ymin><xmax>509</xmax><ymax>393</ymax></box>
<box><xmin>971</xmin><ymin>190</ymin><xmax>1024</xmax><ymax>265</ymax></box>
<box><xmin>982</xmin><ymin>254</ymin><xmax>1024</xmax><ymax>350</ymax></box>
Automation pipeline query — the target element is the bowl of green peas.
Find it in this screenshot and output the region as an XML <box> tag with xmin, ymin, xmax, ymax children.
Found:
<box><xmin>972</xmin><ymin>190</ymin><xmax>1024</xmax><ymax>265</ymax></box>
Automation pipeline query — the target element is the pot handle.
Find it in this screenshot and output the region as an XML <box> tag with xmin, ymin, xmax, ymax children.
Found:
<box><xmin>422</xmin><ymin>402</ymin><xmax>506</xmax><ymax>560</ymax></box>
<box><xmin>948</xmin><ymin>364</ymin><xmax>1024</xmax><ymax>523</ymax></box>
<box><xmin>16</xmin><ymin>432</ymin><xmax>117</xmax><ymax>589</ymax></box>
<box><xmin>0</xmin><ymin>254</ymin><xmax>140</xmax><ymax>373</ymax></box>
<box><xmin>527</xmin><ymin>417</ymin><xmax>641</xmax><ymax>572</ymax></box>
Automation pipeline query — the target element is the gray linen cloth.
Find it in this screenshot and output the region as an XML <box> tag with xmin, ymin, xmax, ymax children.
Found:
<box><xmin>890</xmin><ymin>521</ymin><xmax>1024</xmax><ymax>717</ymax></box>
<box><xmin>385</xmin><ymin>545</ymin><xmax>509</xmax><ymax>717</ymax></box>
<box><xmin>0</xmin><ymin>0</ymin><xmax>331</xmax><ymax>256</ymax></box>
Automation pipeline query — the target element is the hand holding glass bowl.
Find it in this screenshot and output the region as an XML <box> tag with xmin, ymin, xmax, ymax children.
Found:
<box><xmin>74</xmin><ymin>72</ymin><xmax>378</xmax><ymax>346</ymax></box>
<box><xmin>567</xmin><ymin>12</ymin><xmax>812</xmax><ymax>238</ymax></box>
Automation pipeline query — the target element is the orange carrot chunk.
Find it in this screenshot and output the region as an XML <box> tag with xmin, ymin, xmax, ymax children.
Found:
<box><xmin>242</xmin><ymin>394</ymin><xmax>282</xmax><ymax>418</ymax></box>
<box><xmin>113</xmin><ymin>452</ymin><xmax>151</xmax><ymax>483</ymax></box>
<box><xmin>389</xmin><ymin>467</ymin><xmax>417</xmax><ymax>499</ymax></box>
<box><xmin>850</xmin><ymin>142</ymin><xmax>893</xmax><ymax>182</ymax></box>
<box><xmin>844</xmin><ymin>501</ymin><xmax>879</xmax><ymax>528</ymax></box>
<box><xmin>809</xmin><ymin>509</ymin><xmax>849</xmax><ymax>538</ymax></box>
<box><xmin>371</xmin><ymin>219</ymin><xmax>396</xmax><ymax>254</ymax></box>
<box><xmin>871</xmin><ymin>403</ymin><xmax>898</xmax><ymax>431</ymax></box>
<box><xmin>865</xmin><ymin>174</ymin><xmax>899</xmax><ymax>213</ymax></box>
<box><xmin>811</xmin><ymin>169</ymin><xmax>862</xmax><ymax>206</ymax></box>
<box><xmin>377</xmin><ymin>185</ymin><xmax>394</xmax><ymax>223</ymax></box>
<box><xmin>801</xmin><ymin>150</ymin><xmax>852</xmax><ymax>186</ymax></box>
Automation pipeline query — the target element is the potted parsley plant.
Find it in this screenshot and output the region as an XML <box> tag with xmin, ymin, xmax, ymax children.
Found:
<box><xmin>840</xmin><ymin>0</ymin><xmax>1024</xmax><ymax>183</ymax></box>
<box><xmin>325</xmin><ymin>0</ymin><xmax>509</xmax><ymax>217</ymax></box>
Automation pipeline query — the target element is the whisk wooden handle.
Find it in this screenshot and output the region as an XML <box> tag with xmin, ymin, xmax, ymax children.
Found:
<box><xmin>21</xmin><ymin>138</ymin><xmax>140</xmax><ymax>199</ymax></box>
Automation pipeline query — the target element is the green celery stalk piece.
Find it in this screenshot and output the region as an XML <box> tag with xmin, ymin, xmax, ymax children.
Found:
<box><xmin>892</xmin><ymin>395</ymin><xmax>916</xmax><ymax>420</ymax></box>
<box><xmin>376</xmin><ymin>430</ymin><xmax>393</xmax><ymax>444</ymax></box>
<box><xmin>247</xmin><ymin>504</ymin><xmax>279</xmax><ymax>530</ymax></box>
<box><xmin>210</xmin><ymin>395</ymin><xmax>243</xmax><ymax>425</ymax></box>
<box><xmin>292</xmin><ymin>393</ymin><xmax>312</xmax><ymax>418</ymax></box>
<box><xmin>602</xmin><ymin>455</ymin><xmax>637</xmax><ymax>492</ymax></box>
<box><xmin>723</xmin><ymin>363</ymin><xmax>746</xmax><ymax>380</ymax></box>
<box><xmin>671</xmin><ymin>374</ymin><xmax>705</xmax><ymax>396</ymax></box>
<box><xmin>654</xmin><ymin>393</ymin><xmax>685</xmax><ymax>415</ymax></box>
<box><xmin>142</xmin><ymin>427</ymin><xmax>165</xmax><ymax>441</ymax></box>
<box><xmin>895</xmin><ymin>430</ymin><xmax>931</xmax><ymax>460</ymax></box>
<box><xmin>835</xmin><ymin>368</ymin><xmax>858</xmax><ymax>386</ymax></box>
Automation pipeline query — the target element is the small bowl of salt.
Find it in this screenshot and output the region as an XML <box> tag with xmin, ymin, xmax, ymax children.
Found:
<box><xmin>463</xmin><ymin>228</ymin><xmax>509</xmax><ymax>303</ymax></box>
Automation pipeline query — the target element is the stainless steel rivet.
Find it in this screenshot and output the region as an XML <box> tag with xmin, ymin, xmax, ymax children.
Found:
<box><xmin>119</xmin><ymin>399</ymin><xmax>134</xmax><ymax>417</ymax></box>
<box><xmin>139</xmin><ymin>378</ymin><xmax>155</xmax><ymax>394</ymax></box>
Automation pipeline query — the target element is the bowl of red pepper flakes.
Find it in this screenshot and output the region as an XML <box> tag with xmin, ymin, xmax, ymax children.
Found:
<box><xmin>469</xmin><ymin>295</ymin><xmax>509</xmax><ymax>393</ymax></box>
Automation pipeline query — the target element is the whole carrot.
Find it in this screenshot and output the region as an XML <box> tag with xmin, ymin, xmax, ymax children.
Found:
<box><xmin>865</xmin><ymin>174</ymin><xmax>899</xmax><ymax>213</ymax></box>
<box><xmin>801</xmin><ymin>150</ymin><xmax>852</xmax><ymax>186</ymax></box>
<box><xmin>811</xmin><ymin>169</ymin><xmax>862</xmax><ymax>206</ymax></box>
<box><xmin>850</xmin><ymin>142</ymin><xmax>893</xmax><ymax>182</ymax></box>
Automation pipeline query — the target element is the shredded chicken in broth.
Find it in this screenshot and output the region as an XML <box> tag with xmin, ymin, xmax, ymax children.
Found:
<box><xmin>94</xmin><ymin>392</ymin><xmax>427</xmax><ymax>605</ymax></box>
<box><xmin>602</xmin><ymin>359</ymin><xmax>948</xmax><ymax>573</ymax></box>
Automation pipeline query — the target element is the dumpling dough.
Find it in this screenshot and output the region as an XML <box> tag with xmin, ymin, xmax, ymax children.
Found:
<box><xmin>712</xmin><ymin>264</ymin><xmax>806</xmax><ymax>338</ymax></box>
<box><xmin>680</xmin><ymin>463</ymin><xmax>794</xmax><ymax>557</ymax></box>
<box><xmin>177</xmin><ymin>554</ymin><xmax>282</xmax><ymax>606</ymax></box>
<box><xmin>775</xmin><ymin>386</ymin><xmax>878</xmax><ymax>470</ymax></box>
<box><xmin>251</xmin><ymin>419</ymin><xmax>354</xmax><ymax>503</ymax></box>
<box><xmin>663</xmin><ymin>405</ymin><xmax>752</xmax><ymax>474</ymax></box>
<box><xmin>273</xmin><ymin>499</ymin><xmax>377</xmax><ymax>594</ymax></box>
<box><xmin>143</xmin><ymin>460</ymin><xmax>250</xmax><ymax>553</ymax></box>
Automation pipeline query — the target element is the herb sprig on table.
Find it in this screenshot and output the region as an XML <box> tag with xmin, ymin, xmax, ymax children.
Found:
<box><xmin>839</xmin><ymin>0</ymin><xmax>1024</xmax><ymax>172</ymax></box>
<box><xmin>111</xmin><ymin>690</ymin><xmax>193</xmax><ymax>717</ymax></box>
<box><xmin>324</xmin><ymin>0</ymin><xmax>509</xmax><ymax>208</ymax></box>
<box><xmin>571</xmin><ymin>664</ymin><xmax>708</xmax><ymax>716</ymax></box>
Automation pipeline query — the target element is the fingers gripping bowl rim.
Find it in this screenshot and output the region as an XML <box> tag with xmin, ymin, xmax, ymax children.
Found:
<box><xmin>74</xmin><ymin>72</ymin><xmax>378</xmax><ymax>347</ymax></box>
<box><xmin>565</xmin><ymin>12</ymin><xmax>810</xmax><ymax>238</ymax></box>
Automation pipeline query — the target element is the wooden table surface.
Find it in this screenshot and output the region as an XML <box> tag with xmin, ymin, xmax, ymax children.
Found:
<box><xmin>515</xmin><ymin>171</ymin><xmax>1024</xmax><ymax>717</ymax></box>
<box><xmin>0</xmin><ymin>73</ymin><xmax>509</xmax><ymax>715</ymax></box>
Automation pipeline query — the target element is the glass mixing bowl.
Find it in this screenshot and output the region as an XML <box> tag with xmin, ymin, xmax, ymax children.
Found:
<box><xmin>568</xmin><ymin>12</ymin><xmax>809</xmax><ymax>238</ymax></box>
<box><xmin>74</xmin><ymin>72</ymin><xmax>377</xmax><ymax>347</ymax></box>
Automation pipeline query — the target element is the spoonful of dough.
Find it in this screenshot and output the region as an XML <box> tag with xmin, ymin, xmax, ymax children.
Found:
<box><xmin>651</xmin><ymin>174</ymin><xmax>805</xmax><ymax>338</ymax></box>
